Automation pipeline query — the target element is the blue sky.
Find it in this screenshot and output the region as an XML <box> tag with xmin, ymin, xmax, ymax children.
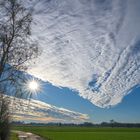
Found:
<box><xmin>32</xmin><ymin>81</ymin><xmax>140</xmax><ymax>123</ymax></box>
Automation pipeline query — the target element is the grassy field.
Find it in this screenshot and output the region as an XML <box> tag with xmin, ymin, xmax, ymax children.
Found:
<box><xmin>13</xmin><ymin>126</ymin><xmax>140</xmax><ymax>140</ymax></box>
<box><xmin>11</xmin><ymin>132</ymin><xmax>19</xmax><ymax>140</ymax></box>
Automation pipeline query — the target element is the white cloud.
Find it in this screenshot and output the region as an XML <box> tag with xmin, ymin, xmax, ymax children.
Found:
<box><xmin>24</xmin><ymin>0</ymin><xmax>140</xmax><ymax>107</ymax></box>
<box><xmin>9</xmin><ymin>96</ymin><xmax>89</xmax><ymax>123</ymax></box>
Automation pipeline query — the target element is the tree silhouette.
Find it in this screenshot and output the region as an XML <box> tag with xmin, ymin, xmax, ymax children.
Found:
<box><xmin>0</xmin><ymin>0</ymin><xmax>39</xmax><ymax>139</ymax></box>
<box><xmin>110</xmin><ymin>119</ymin><xmax>115</xmax><ymax>127</ymax></box>
<box><xmin>0</xmin><ymin>95</ymin><xmax>10</xmax><ymax>140</ymax></box>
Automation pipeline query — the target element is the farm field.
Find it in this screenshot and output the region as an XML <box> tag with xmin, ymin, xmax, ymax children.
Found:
<box><xmin>12</xmin><ymin>126</ymin><xmax>140</xmax><ymax>140</ymax></box>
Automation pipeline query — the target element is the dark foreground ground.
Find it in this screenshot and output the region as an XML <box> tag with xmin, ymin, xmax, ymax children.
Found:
<box><xmin>12</xmin><ymin>126</ymin><xmax>140</xmax><ymax>140</ymax></box>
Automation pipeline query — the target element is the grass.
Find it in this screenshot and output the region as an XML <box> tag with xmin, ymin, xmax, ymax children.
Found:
<box><xmin>13</xmin><ymin>126</ymin><xmax>140</xmax><ymax>140</ymax></box>
<box><xmin>10</xmin><ymin>132</ymin><xmax>19</xmax><ymax>140</ymax></box>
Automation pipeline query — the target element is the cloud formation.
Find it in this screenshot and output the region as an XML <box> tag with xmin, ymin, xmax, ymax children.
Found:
<box><xmin>25</xmin><ymin>0</ymin><xmax>140</xmax><ymax>107</ymax></box>
<box><xmin>9</xmin><ymin>97</ymin><xmax>89</xmax><ymax>123</ymax></box>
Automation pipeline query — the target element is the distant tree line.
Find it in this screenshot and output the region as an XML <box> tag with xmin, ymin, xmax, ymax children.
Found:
<box><xmin>11</xmin><ymin>120</ymin><xmax>140</xmax><ymax>128</ymax></box>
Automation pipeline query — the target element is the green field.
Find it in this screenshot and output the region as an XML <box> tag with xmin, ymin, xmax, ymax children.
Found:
<box><xmin>13</xmin><ymin>126</ymin><xmax>140</xmax><ymax>140</ymax></box>
<box><xmin>11</xmin><ymin>132</ymin><xmax>19</xmax><ymax>140</ymax></box>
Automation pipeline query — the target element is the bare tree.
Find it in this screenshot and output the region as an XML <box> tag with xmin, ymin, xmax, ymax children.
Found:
<box><xmin>0</xmin><ymin>0</ymin><xmax>39</xmax><ymax>79</ymax></box>
<box><xmin>0</xmin><ymin>0</ymin><xmax>39</xmax><ymax>139</ymax></box>
<box><xmin>0</xmin><ymin>94</ymin><xmax>10</xmax><ymax>140</ymax></box>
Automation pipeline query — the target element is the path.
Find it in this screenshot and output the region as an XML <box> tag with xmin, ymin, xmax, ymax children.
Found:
<box><xmin>13</xmin><ymin>130</ymin><xmax>43</xmax><ymax>140</ymax></box>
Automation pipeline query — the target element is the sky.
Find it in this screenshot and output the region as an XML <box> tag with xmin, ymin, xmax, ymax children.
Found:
<box><xmin>10</xmin><ymin>79</ymin><xmax>140</xmax><ymax>123</ymax></box>
<box><xmin>30</xmin><ymin>81</ymin><xmax>140</xmax><ymax>123</ymax></box>
<box><xmin>1</xmin><ymin>0</ymin><xmax>140</xmax><ymax>123</ymax></box>
<box><xmin>27</xmin><ymin>0</ymin><xmax>140</xmax><ymax>108</ymax></box>
<box><xmin>24</xmin><ymin>0</ymin><xmax>140</xmax><ymax>123</ymax></box>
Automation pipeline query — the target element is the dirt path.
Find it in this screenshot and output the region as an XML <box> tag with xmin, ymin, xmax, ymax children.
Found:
<box><xmin>13</xmin><ymin>130</ymin><xmax>43</xmax><ymax>140</ymax></box>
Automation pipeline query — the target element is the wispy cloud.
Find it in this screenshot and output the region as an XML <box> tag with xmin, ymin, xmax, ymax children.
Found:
<box><xmin>9</xmin><ymin>97</ymin><xmax>89</xmax><ymax>123</ymax></box>
<box><xmin>24</xmin><ymin>0</ymin><xmax>140</xmax><ymax>107</ymax></box>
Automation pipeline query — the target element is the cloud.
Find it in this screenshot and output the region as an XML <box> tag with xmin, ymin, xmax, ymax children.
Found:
<box><xmin>9</xmin><ymin>96</ymin><xmax>89</xmax><ymax>123</ymax></box>
<box><xmin>24</xmin><ymin>0</ymin><xmax>140</xmax><ymax>107</ymax></box>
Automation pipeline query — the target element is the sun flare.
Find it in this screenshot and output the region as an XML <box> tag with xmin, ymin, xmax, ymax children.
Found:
<box><xmin>28</xmin><ymin>80</ymin><xmax>39</xmax><ymax>92</ymax></box>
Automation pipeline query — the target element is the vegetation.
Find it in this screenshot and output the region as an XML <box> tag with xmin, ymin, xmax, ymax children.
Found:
<box><xmin>12</xmin><ymin>121</ymin><xmax>140</xmax><ymax>128</ymax></box>
<box><xmin>10</xmin><ymin>133</ymin><xmax>18</xmax><ymax>140</ymax></box>
<box><xmin>13</xmin><ymin>125</ymin><xmax>140</xmax><ymax>140</ymax></box>
<box><xmin>0</xmin><ymin>0</ymin><xmax>39</xmax><ymax>139</ymax></box>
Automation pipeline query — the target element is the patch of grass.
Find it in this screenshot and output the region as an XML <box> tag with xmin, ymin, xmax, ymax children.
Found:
<box><xmin>10</xmin><ymin>132</ymin><xmax>19</xmax><ymax>140</ymax></box>
<box><xmin>13</xmin><ymin>126</ymin><xmax>140</xmax><ymax>140</ymax></box>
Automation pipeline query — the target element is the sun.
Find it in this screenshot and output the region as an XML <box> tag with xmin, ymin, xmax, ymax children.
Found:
<box><xmin>24</xmin><ymin>78</ymin><xmax>42</xmax><ymax>95</ymax></box>
<box><xmin>28</xmin><ymin>80</ymin><xmax>39</xmax><ymax>92</ymax></box>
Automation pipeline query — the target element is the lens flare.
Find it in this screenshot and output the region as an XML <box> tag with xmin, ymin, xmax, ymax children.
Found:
<box><xmin>26</xmin><ymin>79</ymin><xmax>41</xmax><ymax>94</ymax></box>
<box><xmin>28</xmin><ymin>80</ymin><xmax>39</xmax><ymax>91</ymax></box>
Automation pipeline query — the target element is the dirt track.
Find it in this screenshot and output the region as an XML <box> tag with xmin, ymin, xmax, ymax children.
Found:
<box><xmin>13</xmin><ymin>130</ymin><xmax>43</xmax><ymax>140</ymax></box>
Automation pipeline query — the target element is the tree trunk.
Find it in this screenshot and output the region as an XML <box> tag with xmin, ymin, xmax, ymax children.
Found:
<box><xmin>0</xmin><ymin>95</ymin><xmax>10</xmax><ymax>140</ymax></box>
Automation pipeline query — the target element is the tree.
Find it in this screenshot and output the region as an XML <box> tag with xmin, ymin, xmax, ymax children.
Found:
<box><xmin>110</xmin><ymin>119</ymin><xmax>115</xmax><ymax>128</ymax></box>
<box><xmin>0</xmin><ymin>94</ymin><xmax>10</xmax><ymax>140</ymax></box>
<box><xmin>0</xmin><ymin>0</ymin><xmax>39</xmax><ymax>139</ymax></box>
<box><xmin>0</xmin><ymin>0</ymin><xmax>39</xmax><ymax>78</ymax></box>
